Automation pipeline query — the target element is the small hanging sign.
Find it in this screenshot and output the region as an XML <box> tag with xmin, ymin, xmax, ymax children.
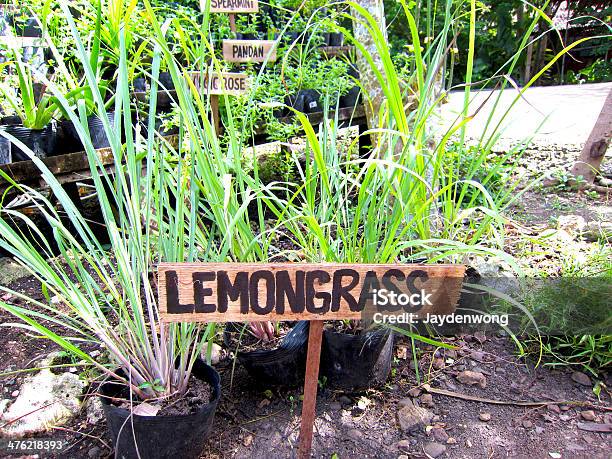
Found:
<box><xmin>222</xmin><ymin>40</ymin><xmax>277</xmax><ymax>63</ymax></box>
<box><xmin>202</xmin><ymin>0</ymin><xmax>259</xmax><ymax>13</ymax></box>
<box><xmin>188</xmin><ymin>71</ymin><xmax>249</xmax><ymax>95</ymax></box>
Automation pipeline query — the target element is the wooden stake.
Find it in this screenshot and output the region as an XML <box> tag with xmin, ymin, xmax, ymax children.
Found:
<box><xmin>229</xmin><ymin>13</ymin><xmax>236</xmax><ymax>33</ymax></box>
<box><xmin>210</xmin><ymin>95</ymin><xmax>220</xmax><ymax>135</ymax></box>
<box><xmin>570</xmin><ymin>87</ymin><xmax>612</xmax><ymax>184</ymax></box>
<box><xmin>298</xmin><ymin>320</ymin><xmax>324</xmax><ymax>459</ymax></box>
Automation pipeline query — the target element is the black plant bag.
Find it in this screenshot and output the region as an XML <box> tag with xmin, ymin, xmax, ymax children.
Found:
<box><xmin>100</xmin><ymin>359</ymin><xmax>221</xmax><ymax>459</ymax></box>
<box><xmin>320</xmin><ymin>327</ymin><xmax>394</xmax><ymax>391</ymax></box>
<box><xmin>224</xmin><ymin>321</ymin><xmax>309</xmax><ymax>386</ymax></box>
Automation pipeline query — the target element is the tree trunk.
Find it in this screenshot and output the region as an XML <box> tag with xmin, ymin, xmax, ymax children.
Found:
<box><xmin>570</xmin><ymin>88</ymin><xmax>612</xmax><ymax>184</ymax></box>
<box><xmin>351</xmin><ymin>0</ymin><xmax>387</xmax><ymax>149</ymax></box>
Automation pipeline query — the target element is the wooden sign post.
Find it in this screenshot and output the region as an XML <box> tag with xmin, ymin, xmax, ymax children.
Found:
<box><xmin>222</xmin><ymin>40</ymin><xmax>277</xmax><ymax>63</ymax></box>
<box><xmin>158</xmin><ymin>262</ymin><xmax>465</xmax><ymax>458</ymax></box>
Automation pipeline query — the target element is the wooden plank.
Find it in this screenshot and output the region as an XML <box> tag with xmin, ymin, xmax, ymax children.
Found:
<box><xmin>188</xmin><ymin>72</ymin><xmax>249</xmax><ymax>96</ymax></box>
<box><xmin>158</xmin><ymin>262</ymin><xmax>465</xmax><ymax>323</ymax></box>
<box><xmin>0</xmin><ymin>135</ymin><xmax>179</xmax><ymax>191</ymax></box>
<box><xmin>222</xmin><ymin>40</ymin><xmax>277</xmax><ymax>63</ymax></box>
<box><xmin>298</xmin><ymin>320</ymin><xmax>323</xmax><ymax>459</ymax></box>
<box><xmin>202</xmin><ymin>0</ymin><xmax>258</xmax><ymax>13</ymax></box>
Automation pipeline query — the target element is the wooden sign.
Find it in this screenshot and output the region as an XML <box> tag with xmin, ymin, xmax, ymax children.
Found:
<box><xmin>222</xmin><ymin>40</ymin><xmax>277</xmax><ymax>63</ymax></box>
<box><xmin>188</xmin><ymin>72</ymin><xmax>249</xmax><ymax>95</ymax></box>
<box><xmin>202</xmin><ymin>0</ymin><xmax>258</xmax><ymax>13</ymax></box>
<box><xmin>158</xmin><ymin>263</ymin><xmax>465</xmax><ymax>323</ymax></box>
<box><xmin>158</xmin><ymin>262</ymin><xmax>464</xmax><ymax>459</ymax></box>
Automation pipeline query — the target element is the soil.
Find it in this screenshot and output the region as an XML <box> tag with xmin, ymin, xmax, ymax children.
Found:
<box><xmin>324</xmin><ymin>320</ymin><xmax>362</xmax><ymax>335</ymax></box>
<box><xmin>112</xmin><ymin>375</ymin><xmax>212</xmax><ymax>416</ymax></box>
<box><xmin>228</xmin><ymin>322</ymin><xmax>293</xmax><ymax>352</ymax></box>
<box><xmin>0</xmin><ymin>179</ymin><xmax>610</xmax><ymax>458</ymax></box>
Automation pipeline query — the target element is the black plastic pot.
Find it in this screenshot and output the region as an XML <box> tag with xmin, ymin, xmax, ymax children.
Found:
<box><xmin>320</xmin><ymin>327</ymin><xmax>394</xmax><ymax>391</ymax></box>
<box><xmin>320</xmin><ymin>32</ymin><xmax>331</xmax><ymax>46</ymax></box>
<box><xmin>133</xmin><ymin>77</ymin><xmax>147</xmax><ymax>92</ymax></box>
<box><xmin>0</xmin><ymin>135</ymin><xmax>10</xmax><ymax>165</ymax></box>
<box><xmin>329</xmin><ymin>33</ymin><xmax>344</xmax><ymax>47</ymax></box>
<box><xmin>235</xmin><ymin>32</ymin><xmax>261</xmax><ymax>40</ymax></box>
<box><xmin>21</xmin><ymin>18</ymin><xmax>41</xmax><ymax>37</ymax></box>
<box><xmin>301</xmin><ymin>89</ymin><xmax>321</xmax><ymax>114</ymax></box>
<box><xmin>58</xmin><ymin>112</ymin><xmax>116</xmax><ymax>153</ymax></box>
<box><xmin>0</xmin><ymin>117</ymin><xmax>55</xmax><ymax>160</ymax></box>
<box><xmin>100</xmin><ymin>359</ymin><xmax>221</xmax><ymax>459</ymax></box>
<box><xmin>340</xmin><ymin>64</ymin><xmax>362</xmax><ymax>109</ymax></box>
<box><xmin>284</xmin><ymin>93</ymin><xmax>305</xmax><ymax>114</ymax></box>
<box><xmin>224</xmin><ymin>321</ymin><xmax>309</xmax><ymax>386</ymax></box>
<box><xmin>158</xmin><ymin>71</ymin><xmax>174</xmax><ymax>91</ymax></box>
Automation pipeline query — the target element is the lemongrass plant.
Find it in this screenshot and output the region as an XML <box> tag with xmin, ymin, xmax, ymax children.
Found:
<box><xmin>0</xmin><ymin>0</ymin><xmax>288</xmax><ymax>396</ymax></box>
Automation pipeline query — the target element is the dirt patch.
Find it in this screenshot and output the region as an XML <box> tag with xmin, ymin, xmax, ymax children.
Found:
<box><xmin>111</xmin><ymin>376</ymin><xmax>212</xmax><ymax>417</ymax></box>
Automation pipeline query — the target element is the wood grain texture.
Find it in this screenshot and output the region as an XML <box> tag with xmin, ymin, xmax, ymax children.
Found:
<box><xmin>298</xmin><ymin>320</ymin><xmax>324</xmax><ymax>459</ymax></box>
<box><xmin>158</xmin><ymin>263</ymin><xmax>465</xmax><ymax>323</ymax></box>
<box><xmin>222</xmin><ymin>40</ymin><xmax>277</xmax><ymax>63</ymax></box>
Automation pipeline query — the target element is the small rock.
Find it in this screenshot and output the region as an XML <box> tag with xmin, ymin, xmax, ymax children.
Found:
<box><xmin>473</xmin><ymin>331</ymin><xmax>486</xmax><ymax>344</ymax></box>
<box><xmin>347</xmin><ymin>428</ymin><xmax>363</xmax><ymax>441</ymax></box>
<box><xmin>329</xmin><ymin>401</ymin><xmax>341</xmax><ymax>411</ymax></box>
<box><xmin>522</xmin><ymin>420</ymin><xmax>533</xmax><ymax>429</ymax></box>
<box><xmin>338</xmin><ymin>395</ymin><xmax>352</xmax><ymax>406</ymax></box>
<box><xmin>85</xmin><ymin>397</ymin><xmax>104</xmax><ymax>425</ymax></box>
<box><xmin>446</xmin><ymin>437</ymin><xmax>457</xmax><ymax>445</ymax></box>
<box><xmin>431</xmin><ymin>427</ymin><xmax>449</xmax><ymax>443</ymax></box>
<box><xmin>87</xmin><ymin>446</ymin><xmax>102</xmax><ymax>459</ymax></box>
<box><xmin>580</xmin><ymin>410</ymin><xmax>595</xmax><ymax>421</ymax></box>
<box><xmin>559</xmin><ymin>404</ymin><xmax>571</xmax><ymax>411</ymax></box>
<box><xmin>598</xmin><ymin>177</ymin><xmax>612</xmax><ymax>187</ymax></box>
<box><xmin>398</xmin><ymin>456</ymin><xmax>410</xmax><ymax>459</ymax></box>
<box><xmin>423</xmin><ymin>442</ymin><xmax>446</xmax><ymax>458</ymax></box>
<box><xmin>10</xmin><ymin>390</ymin><xmax>19</xmax><ymax>398</ymax></box>
<box><xmin>243</xmin><ymin>434</ymin><xmax>253</xmax><ymax>447</ymax></box>
<box><xmin>408</xmin><ymin>387</ymin><xmax>422</xmax><ymax>398</ymax></box>
<box><xmin>420</xmin><ymin>394</ymin><xmax>434</xmax><ymax>407</ymax></box>
<box><xmin>398</xmin><ymin>398</ymin><xmax>413</xmax><ymax>408</ymax></box>
<box><xmin>571</xmin><ymin>371</ymin><xmax>591</xmax><ymax>386</ymax></box>
<box><xmin>432</xmin><ymin>358</ymin><xmax>445</xmax><ymax>370</ymax></box>
<box><xmin>396</xmin><ymin>439</ymin><xmax>411</xmax><ymax>451</ymax></box>
<box><xmin>469</xmin><ymin>350</ymin><xmax>486</xmax><ymax>362</ymax></box>
<box><xmin>466</xmin><ymin>439</ymin><xmax>472</xmax><ymax>448</ymax></box>
<box><xmin>547</xmin><ymin>404</ymin><xmax>561</xmax><ymax>414</ymax></box>
<box><xmin>456</xmin><ymin>370</ymin><xmax>487</xmax><ymax>388</ymax></box>
<box><xmin>535</xmin><ymin>426</ymin><xmax>544</xmax><ymax>434</ymax></box>
<box><xmin>479</xmin><ymin>412</ymin><xmax>491</xmax><ymax>422</ymax></box>
<box><xmin>559</xmin><ymin>414</ymin><xmax>571</xmax><ymax>422</ymax></box>
<box><xmin>200</xmin><ymin>343</ymin><xmax>223</xmax><ymax>365</ymax></box>
<box><xmin>397</xmin><ymin>400</ymin><xmax>433</xmax><ymax>432</ymax></box>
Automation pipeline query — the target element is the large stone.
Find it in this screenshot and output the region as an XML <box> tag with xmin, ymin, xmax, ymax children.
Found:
<box><xmin>456</xmin><ymin>370</ymin><xmax>487</xmax><ymax>388</ymax></box>
<box><xmin>397</xmin><ymin>400</ymin><xmax>433</xmax><ymax>432</ymax></box>
<box><xmin>423</xmin><ymin>441</ymin><xmax>446</xmax><ymax>458</ymax></box>
<box><xmin>0</xmin><ymin>354</ymin><xmax>86</xmax><ymax>437</ymax></box>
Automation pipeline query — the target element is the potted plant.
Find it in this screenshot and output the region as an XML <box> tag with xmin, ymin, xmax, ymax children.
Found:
<box><xmin>0</xmin><ymin>5</ymin><xmax>224</xmax><ymax>458</ymax></box>
<box><xmin>224</xmin><ymin>321</ymin><xmax>309</xmax><ymax>386</ymax></box>
<box><xmin>0</xmin><ymin>48</ymin><xmax>58</xmax><ymax>160</ymax></box>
